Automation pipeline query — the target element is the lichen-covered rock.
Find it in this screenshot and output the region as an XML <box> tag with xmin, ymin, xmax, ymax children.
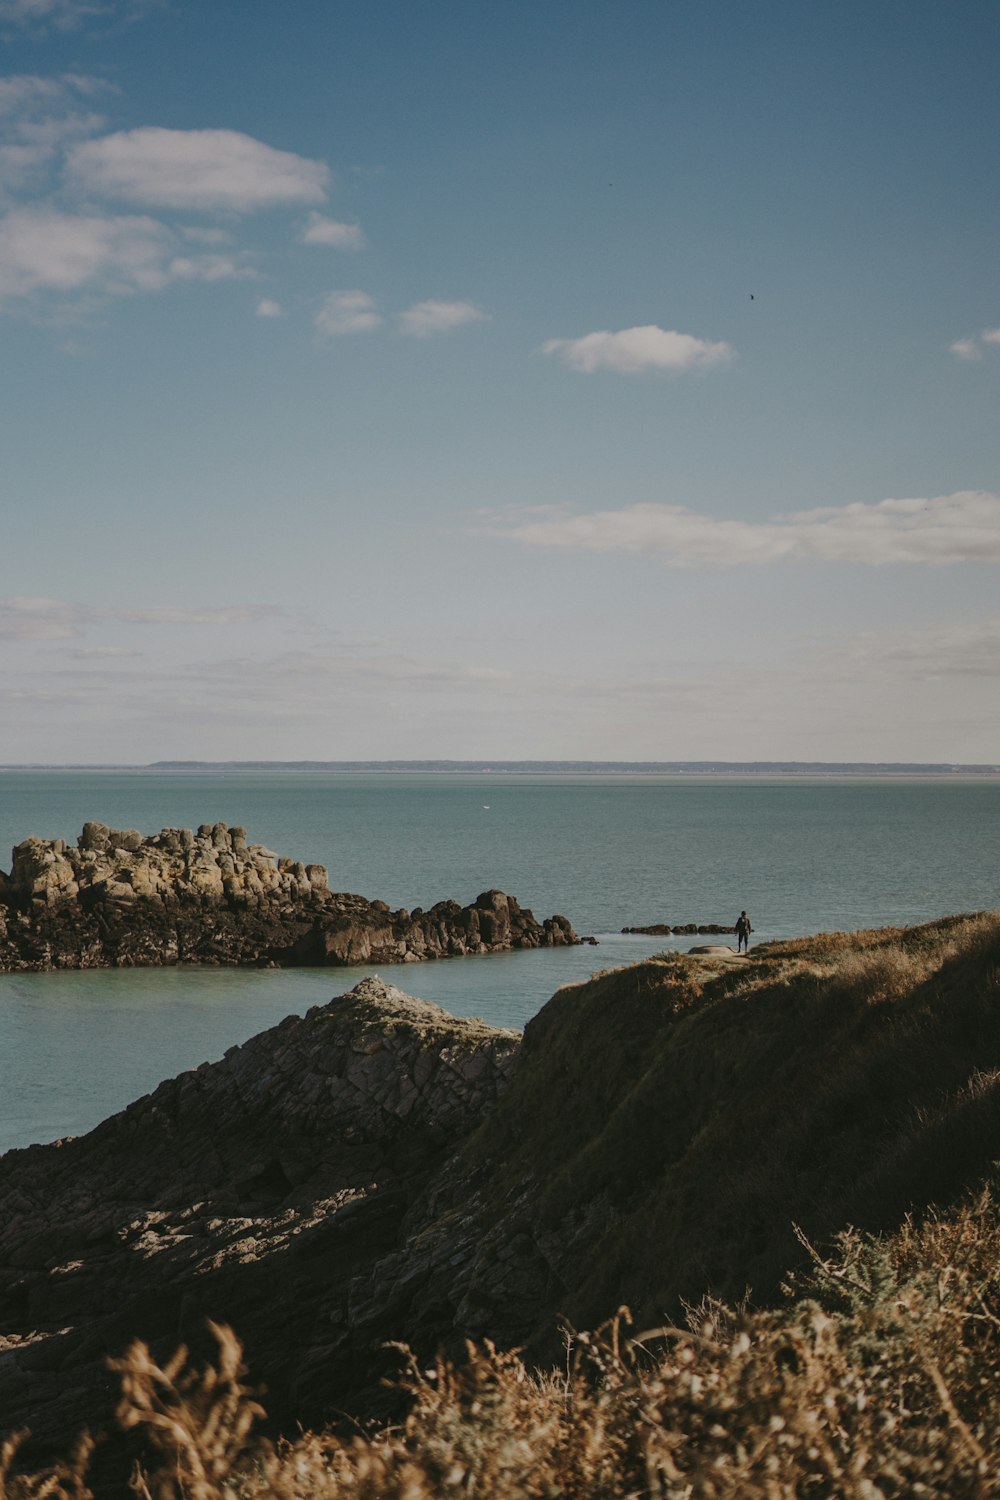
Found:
<box><xmin>0</xmin><ymin>824</ymin><xmax>578</xmax><ymax>972</ymax></box>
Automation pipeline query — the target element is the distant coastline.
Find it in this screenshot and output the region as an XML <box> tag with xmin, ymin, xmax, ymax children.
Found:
<box><xmin>1</xmin><ymin>760</ymin><xmax>999</xmax><ymax>777</ymax></box>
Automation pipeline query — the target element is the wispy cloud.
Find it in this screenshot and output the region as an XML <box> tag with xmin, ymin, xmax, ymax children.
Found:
<box><xmin>0</xmin><ymin>72</ymin><xmax>108</xmax><ymax>114</ymax></box>
<box><xmin>0</xmin><ymin>597</ymin><xmax>279</xmax><ymax>641</ymax></box>
<box><xmin>541</xmin><ymin>323</ymin><xmax>735</xmax><ymax>374</ymax></box>
<box><xmin>495</xmin><ymin>491</ymin><xmax>1000</xmax><ymax>567</ymax></box>
<box><xmin>950</xmin><ymin>325</ymin><xmax>1000</xmax><ymax>361</ymax></box>
<box><xmin>314</xmin><ymin>288</ymin><xmax>380</xmax><ymax>335</ymax></box>
<box><xmin>399</xmin><ymin>298</ymin><xmax>489</xmax><ymax>337</ymax></box>
<box><xmin>846</xmin><ymin>616</ymin><xmax>1000</xmax><ymax>679</ymax></box>
<box><xmin>0</xmin><ymin>73</ymin><xmax>110</xmax><ymax>196</ymax></box>
<box><xmin>255</xmin><ymin>297</ymin><xmax>282</xmax><ymax>318</ymax></box>
<box><xmin>0</xmin><ymin>0</ymin><xmax>147</xmax><ymax>30</ymax></box>
<box><xmin>167</xmin><ymin>252</ymin><xmax>255</xmax><ymax>282</ymax></box>
<box><xmin>66</xmin><ymin>127</ymin><xmax>329</xmax><ymax>213</ymax></box>
<box><xmin>299</xmin><ymin>211</ymin><xmax>365</xmax><ymax>249</ymax></box>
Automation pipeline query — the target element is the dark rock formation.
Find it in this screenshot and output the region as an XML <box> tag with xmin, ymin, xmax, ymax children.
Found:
<box><xmin>0</xmin><ymin>822</ymin><xmax>578</xmax><ymax>972</ymax></box>
<box><xmin>0</xmin><ymin>979</ymin><xmax>519</xmax><ymax>1457</ymax></box>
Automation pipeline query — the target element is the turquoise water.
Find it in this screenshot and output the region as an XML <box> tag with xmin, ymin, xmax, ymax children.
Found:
<box><xmin>1</xmin><ymin>771</ymin><xmax>998</xmax><ymax>1152</ymax></box>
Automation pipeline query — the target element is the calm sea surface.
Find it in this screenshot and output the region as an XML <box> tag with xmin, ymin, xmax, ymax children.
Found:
<box><xmin>1</xmin><ymin>771</ymin><xmax>997</xmax><ymax>1152</ymax></box>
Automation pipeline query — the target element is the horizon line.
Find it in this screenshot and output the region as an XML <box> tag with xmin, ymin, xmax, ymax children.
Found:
<box><xmin>1</xmin><ymin>760</ymin><xmax>999</xmax><ymax>776</ymax></box>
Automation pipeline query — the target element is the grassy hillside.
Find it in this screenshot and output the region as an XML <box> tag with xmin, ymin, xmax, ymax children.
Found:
<box><xmin>445</xmin><ymin>910</ymin><xmax>1000</xmax><ymax>1347</ymax></box>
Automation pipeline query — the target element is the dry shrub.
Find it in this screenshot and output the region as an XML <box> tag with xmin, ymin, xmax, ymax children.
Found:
<box><xmin>108</xmin><ymin>1321</ymin><xmax>265</xmax><ymax>1499</ymax></box>
<box><xmin>813</xmin><ymin>911</ymin><xmax>1000</xmax><ymax>1008</ymax></box>
<box><xmin>0</xmin><ymin>1432</ymin><xmax>94</xmax><ymax>1500</ymax></box>
<box><xmin>10</xmin><ymin>1190</ymin><xmax>1000</xmax><ymax>1498</ymax></box>
<box><xmin>820</xmin><ymin>942</ymin><xmax>929</xmax><ymax>1005</ymax></box>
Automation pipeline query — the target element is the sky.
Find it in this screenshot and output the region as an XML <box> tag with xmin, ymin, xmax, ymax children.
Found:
<box><xmin>1</xmin><ymin>0</ymin><xmax>998</xmax><ymax>764</ymax></box>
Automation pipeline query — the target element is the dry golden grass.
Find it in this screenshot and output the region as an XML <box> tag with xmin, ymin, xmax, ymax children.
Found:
<box><xmin>7</xmin><ymin>1187</ymin><xmax>1000</xmax><ymax>1498</ymax></box>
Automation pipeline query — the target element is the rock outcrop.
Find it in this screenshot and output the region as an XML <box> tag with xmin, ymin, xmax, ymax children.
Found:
<box><xmin>0</xmin><ymin>979</ymin><xmax>519</xmax><ymax>1456</ymax></box>
<box><xmin>0</xmin><ymin>822</ymin><xmax>578</xmax><ymax>971</ymax></box>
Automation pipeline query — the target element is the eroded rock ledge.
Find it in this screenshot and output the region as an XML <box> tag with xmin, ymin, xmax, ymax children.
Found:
<box><xmin>0</xmin><ymin>821</ymin><xmax>578</xmax><ymax>972</ymax></box>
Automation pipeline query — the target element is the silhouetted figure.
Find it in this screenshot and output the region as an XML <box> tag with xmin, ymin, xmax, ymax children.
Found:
<box><xmin>735</xmin><ymin>910</ymin><xmax>753</xmax><ymax>953</ymax></box>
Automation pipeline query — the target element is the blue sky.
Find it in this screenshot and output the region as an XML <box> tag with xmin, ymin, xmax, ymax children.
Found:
<box><xmin>1</xmin><ymin>0</ymin><xmax>998</xmax><ymax>762</ymax></box>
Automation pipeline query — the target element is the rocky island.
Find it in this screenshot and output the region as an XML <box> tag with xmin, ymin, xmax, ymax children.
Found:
<box><xmin>0</xmin><ymin>820</ymin><xmax>578</xmax><ymax>972</ymax></box>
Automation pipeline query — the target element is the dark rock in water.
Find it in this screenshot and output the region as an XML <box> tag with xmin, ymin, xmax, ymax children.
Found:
<box><xmin>0</xmin><ymin>823</ymin><xmax>578</xmax><ymax>972</ymax></box>
<box><xmin>622</xmin><ymin>921</ymin><xmax>731</xmax><ymax>935</ymax></box>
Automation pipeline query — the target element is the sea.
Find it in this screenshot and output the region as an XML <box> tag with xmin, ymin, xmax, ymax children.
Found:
<box><xmin>1</xmin><ymin>769</ymin><xmax>998</xmax><ymax>1153</ymax></box>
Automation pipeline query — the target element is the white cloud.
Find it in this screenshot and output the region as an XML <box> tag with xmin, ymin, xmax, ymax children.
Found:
<box><xmin>256</xmin><ymin>297</ymin><xmax>282</xmax><ymax>318</ymax></box>
<box><xmin>66</xmin><ymin>127</ymin><xmax>329</xmax><ymax>213</ymax></box>
<box><xmin>299</xmin><ymin>211</ymin><xmax>365</xmax><ymax>249</ymax></box>
<box><xmin>398</xmin><ymin>298</ymin><xmax>489</xmax><ymax>337</ymax></box>
<box><xmin>981</xmin><ymin>328</ymin><xmax>1000</xmax><ymax>345</ymax></box>
<box><xmin>541</xmin><ymin>324</ymin><xmax>735</xmax><ymax>374</ymax></box>
<box><xmin>0</xmin><ymin>206</ymin><xmax>170</xmax><ymax>296</ymax></box>
<box><xmin>0</xmin><ymin>206</ymin><xmax>258</xmax><ymax>301</ymax></box>
<box><xmin>315</xmin><ymin>288</ymin><xmax>380</xmax><ymax>335</ymax></box>
<box><xmin>497</xmin><ymin>490</ymin><xmax>1000</xmax><ymax>568</ymax></box>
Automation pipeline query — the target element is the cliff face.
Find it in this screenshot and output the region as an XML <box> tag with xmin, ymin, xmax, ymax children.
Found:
<box><xmin>0</xmin><ymin>821</ymin><xmax>578</xmax><ymax>971</ymax></box>
<box><xmin>4</xmin><ymin>911</ymin><xmax>1000</xmax><ymax>1470</ymax></box>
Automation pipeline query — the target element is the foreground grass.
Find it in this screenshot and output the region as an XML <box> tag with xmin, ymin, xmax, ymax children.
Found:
<box><xmin>7</xmin><ymin>1185</ymin><xmax>1000</xmax><ymax>1499</ymax></box>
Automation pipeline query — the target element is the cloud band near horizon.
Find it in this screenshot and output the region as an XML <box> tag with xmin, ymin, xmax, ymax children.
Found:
<box><xmin>497</xmin><ymin>491</ymin><xmax>1000</xmax><ymax>567</ymax></box>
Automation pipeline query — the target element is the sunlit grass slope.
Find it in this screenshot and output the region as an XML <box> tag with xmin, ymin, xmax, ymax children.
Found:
<box><xmin>455</xmin><ymin>910</ymin><xmax>1000</xmax><ymax>1346</ymax></box>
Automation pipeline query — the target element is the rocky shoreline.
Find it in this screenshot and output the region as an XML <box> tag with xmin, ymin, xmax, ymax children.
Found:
<box><xmin>0</xmin><ymin>821</ymin><xmax>578</xmax><ymax>972</ymax></box>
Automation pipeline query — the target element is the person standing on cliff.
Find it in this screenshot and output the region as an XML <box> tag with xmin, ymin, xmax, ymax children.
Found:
<box><xmin>735</xmin><ymin>911</ymin><xmax>753</xmax><ymax>953</ymax></box>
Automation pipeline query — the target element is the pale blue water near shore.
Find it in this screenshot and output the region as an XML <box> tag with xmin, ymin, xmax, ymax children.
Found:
<box><xmin>1</xmin><ymin>770</ymin><xmax>998</xmax><ymax>1152</ymax></box>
